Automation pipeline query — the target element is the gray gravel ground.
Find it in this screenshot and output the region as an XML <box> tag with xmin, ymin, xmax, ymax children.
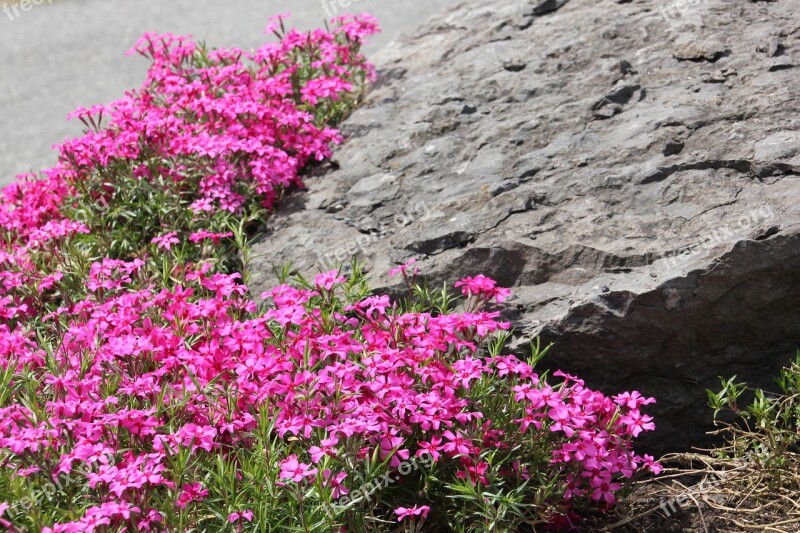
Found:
<box><xmin>0</xmin><ymin>0</ymin><xmax>459</xmax><ymax>186</ymax></box>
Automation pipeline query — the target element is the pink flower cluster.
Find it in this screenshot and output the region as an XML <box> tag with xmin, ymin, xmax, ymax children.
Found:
<box><xmin>1</xmin><ymin>264</ymin><xmax>657</xmax><ymax>529</ymax></box>
<box><xmin>58</xmin><ymin>13</ymin><xmax>378</xmax><ymax>215</ymax></box>
<box><xmin>455</xmin><ymin>274</ymin><xmax>512</xmax><ymax>304</ymax></box>
<box><xmin>0</xmin><ymin>13</ymin><xmax>378</xmax><ymax>323</ymax></box>
<box><xmin>0</xmin><ymin>12</ymin><xmax>660</xmax><ymax>532</ymax></box>
<box><xmin>0</xmin><ymin>255</ymin><xmax>660</xmax><ymax>530</ymax></box>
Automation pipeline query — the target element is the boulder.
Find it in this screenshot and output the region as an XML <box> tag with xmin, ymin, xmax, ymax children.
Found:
<box><xmin>251</xmin><ymin>0</ymin><xmax>800</xmax><ymax>451</ymax></box>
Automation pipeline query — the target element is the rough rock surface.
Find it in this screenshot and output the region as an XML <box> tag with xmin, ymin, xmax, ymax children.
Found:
<box><xmin>251</xmin><ymin>0</ymin><xmax>800</xmax><ymax>451</ymax></box>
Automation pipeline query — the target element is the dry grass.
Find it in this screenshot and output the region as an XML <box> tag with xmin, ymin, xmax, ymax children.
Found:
<box><xmin>590</xmin><ymin>448</ymin><xmax>800</xmax><ymax>533</ymax></box>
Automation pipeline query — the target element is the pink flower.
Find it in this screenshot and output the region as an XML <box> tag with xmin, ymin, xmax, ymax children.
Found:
<box><xmin>309</xmin><ymin>436</ymin><xmax>339</xmax><ymax>463</ymax></box>
<box><xmin>301</xmin><ymin>76</ymin><xmax>353</xmax><ymax>106</ymax></box>
<box><xmin>356</xmin><ymin>295</ymin><xmax>391</xmax><ymax>317</ymax></box>
<box><xmin>457</xmin><ymin>460</ymin><xmax>489</xmax><ymax>485</ymax></box>
<box><xmin>442</xmin><ymin>430</ymin><xmax>471</xmax><ymax>457</ymax></box>
<box><xmin>17</xmin><ymin>465</ymin><xmax>41</xmax><ymax>477</ymax></box>
<box><xmin>640</xmin><ymin>454</ymin><xmax>663</xmax><ymax>475</ymax></box>
<box><xmin>170</xmin><ymin>423</ymin><xmax>218</xmax><ymax>452</ymax></box>
<box><xmin>613</xmin><ymin>391</ymin><xmax>656</xmax><ymax>409</ymax></box>
<box><xmin>620</xmin><ymin>410</ymin><xmax>656</xmax><ymax>437</ymax></box>
<box><xmin>512</xmin><ymin>383</ymin><xmax>546</xmax><ymax>407</ymax></box>
<box><xmin>188</xmin><ymin>230</ymin><xmax>234</xmax><ymax>244</ymax></box>
<box><xmin>322</xmin><ymin>469</ymin><xmax>349</xmax><ymax>499</ymax></box>
<box><xmin>454</xmin><ymin>275</ymin><xmax>511</xmax><ymax>303</ymax></box>
<box><xmin>176</xmin><ymin>482</ymin><xmax>208</xmax><ymax>508</ymax></box>
<box><xmin>547</xmin><ymin>404</ymin><xmax>574</xmax><ymax>436</ymax></box>
<box><xmin>314</xmin><ymin>270</ymin><xmax>346</xmax><ymax>291</ymax></box>
<box><xmin>389</xmin><ymin>258</ymin><xmax>418</xmax><ymax>277</ymax></box>
<box><xmin>97</xmin><ymin>501</ymin><xmax>140</xmax><ymax>520</ymax></box>
<box><xmin>189</xmin><ymin>198</ymin><xmax>215</xmax><ymax>213</ymax></box>
<box><xmin>151</xmin><ymin>231</ymin><xmax>180</xmax><ymax>251</ymax></box>
<box><xmin>416</xmin><ymin>436</ymin><xmax>443</xmax><ymax>462</ymax></box>
<box><xmin>279</xmin><ymin>455</ymin><xmax>318</xmax><ymax>483</ymax></box>
<box><xmin>589</xmin><ymin>474</ymin><xmax>621</xmax><ymax>505</ymax></box>
<box><xmin>227</xmin><ymin>510</ymin><xmax>254</xmax><ymax>523</ymax></box>
<box><xmin>264</xmin><ymin>12</ymin><xmax>290</xmax><ymax>34</ymax></box>
<box><xmin>395</xmin><ymin>505</ymin><xmax>430</xmax><ymax>521</ymax></box>
<box><xmin>379</xmin><ymin>434</ymin><xmax>410</xmax><ymax>468</ymax></box>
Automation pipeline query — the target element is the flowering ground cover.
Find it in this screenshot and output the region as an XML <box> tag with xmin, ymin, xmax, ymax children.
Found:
<box><xmin>0</xmin><ymin>13</ymin><xmax>659</xmax><ymax>532</ymax></box>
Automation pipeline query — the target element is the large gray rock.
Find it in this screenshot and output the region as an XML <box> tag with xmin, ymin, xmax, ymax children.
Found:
<box><xmin>251</xmin><ymin>0</ymin><xmax>800</xmax><ymax>451</ymax></box>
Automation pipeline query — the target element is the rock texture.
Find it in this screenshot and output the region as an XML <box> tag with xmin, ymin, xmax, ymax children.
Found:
<box><xmin>251</xmin><ymin>0</ymin><xmax>800</xmax><ymax>451</ymax></box>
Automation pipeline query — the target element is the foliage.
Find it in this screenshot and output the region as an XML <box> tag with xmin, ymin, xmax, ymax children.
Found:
<box><xmin>707</xmin><ymin>353</ymin><xmax>800</xmax><ymax>475</ymax></box>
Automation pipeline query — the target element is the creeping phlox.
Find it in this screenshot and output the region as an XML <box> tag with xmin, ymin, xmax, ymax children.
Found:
<box><xmin>0</xmin><ymin>11</ymin><xmax>378</xmax><ymax>322</ymax></box>
<box><xmin>0</xmin><ymin>263</ymin><xmax>659</xmax><ymax>530</ymax></box>
<box><xmin>0</xmin><ymin>12</ymin><xmax>659</xmax><ymax>533</ymax></box>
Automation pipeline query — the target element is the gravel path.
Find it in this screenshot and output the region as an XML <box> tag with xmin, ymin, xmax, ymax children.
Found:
<box><xmin>0</xmin><ymin>0</ymin><xmax>458</xmax><ymax>186</ymax></box>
